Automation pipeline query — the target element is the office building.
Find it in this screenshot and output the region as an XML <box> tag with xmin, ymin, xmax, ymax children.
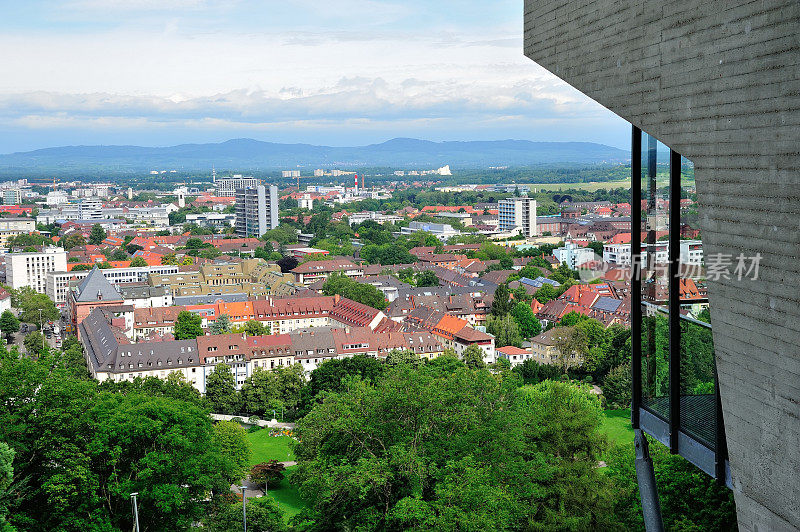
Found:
<box><xmin>498</xmin><ymin>197</ymin><xmax>537</xmax><ymax>237</ymax></box>
<box><xmin>0</xmin><ymin>218</ymin><xmax>37</xmax><ymax>247</ymax></box>
<box><xmin>234</xmin><ymin>185</ymin><xmax>279</xmax><ymax>238</ymax></box>
<box><xmin>524</xmin><ymin>2</ymin><xmax>799</xmax><ymax>528</ymax></box>
<box><xmin>553</xmin><ymin>242</ymin><xmax>595</xmax><ymax>269</ymax></box>
<box><xmin>3</xmin><ymin>189</ymin><xmax>21</xmax><ymax>205</ymax></box>
<box><xmin>6</xmin><ymin>247</ymin><xmax>68</xmax><ymax>293</ymax></box>
<box><xmin>79</xmin><ymin>197</ymin><xmax>103</xmax><ymax>220</ymax></box>
<box><xmin>215</xmin><ymin>175</ymin><xmax>260</xmax><ymax>197</ymax></box>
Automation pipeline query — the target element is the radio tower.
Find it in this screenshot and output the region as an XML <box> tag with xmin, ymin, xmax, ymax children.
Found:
<box><xmin>212</xmin><ymin>165</ymin><xmax>216</xmax><ymax>183</ymax></box>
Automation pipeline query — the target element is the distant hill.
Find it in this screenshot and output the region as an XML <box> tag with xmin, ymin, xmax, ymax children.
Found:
<box><xmin>0</xmin><ymin>138</ymin><xmax>629</xmax><ymax>176</ymax></box>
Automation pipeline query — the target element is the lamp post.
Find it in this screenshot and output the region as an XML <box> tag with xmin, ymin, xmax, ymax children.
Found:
<box><xmin>240</xmin><ymin>485</ymin><xmax>247</xmax><ymax>532</ymax></box>
<box><xmin>38</xmin><ymin>309</ymin><xmax>44</xmax><ymax>350</ymax></box>
<box><xmin>130</xmin><ymin>492</ymin><xmax>140</xmax><ymax>532</ymax></box>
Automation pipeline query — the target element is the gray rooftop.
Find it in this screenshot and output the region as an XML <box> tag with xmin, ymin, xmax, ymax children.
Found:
<box><xmin>73</xmin><ymin>267</ymin><xmax>123</xmax><ymax>302</ymax></box>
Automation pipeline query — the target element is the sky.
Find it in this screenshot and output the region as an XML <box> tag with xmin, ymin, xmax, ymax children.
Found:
<box><xmin>0</xmin><ymin>0</ymin><xmax>628</xmax><ymax>153</ymax></box>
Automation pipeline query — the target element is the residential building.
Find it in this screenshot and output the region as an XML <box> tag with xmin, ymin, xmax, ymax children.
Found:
<box><xmin>0</xmin><ymin>218</ymin><xmax>37</xmax><ymax>247</ymax></box>
<box><xmin>290</xmin><ymin>258</ymin><xmax>363</xmax><ymax>284</ymax></box>
<box><xmin>234</xmin><ymin>185</ymin><xmax>279</xmax><ymax>237</ymax></box>
<box><xmin>215</xmin><ymin>175</ymin><xmax>260</xmax><ymax>196</ymax></box>
<box><xmin>603</xmin><ymin>240</ymin><xmax>703</xmax><ymax>267</ymax></box>
<box><xmin>185</xmin><ymin>212</ymin><xmax>236</xmax><ymax>229</ymax></box>
<box><xmin>399</xmin><ymin>221</ymin><xmax>461</xmax><ymax>241</ymax></box>
<box><xmin>67</xmin><ymin>267</ymin><xmax>125</xmax><ymax>337</ymax></box>
<box><xmin>3</xmin><ymin>189</ymin><xmax>21</xmax><ymax>205</ymax></box>
<box><xmin>6</xmin><ymin>247</ymin><xmax>67</xmax><ymax>293</ymax></box>
<box><xmin>498</xmin><ymin>197</ymin><xmax>538</xmax><ymax>236</ymax></box>
<box><xmin>79</xmin><ymin>198</ymin><xmax>104</xmax><ymax>220</ymax></box>
<box><xmin>553</xmin><ymin>241</ymin><xmax>595</xmax><ymax>269</ymax></box>
<box><xmin>496</xmin><ymin>345</ymin><xmax>533</xmax><ymax>367</ymax></box>
<box><xmin>47</xmin><ymin>264</ymin><xmax>180</xmax><ymax>306</ymax></box>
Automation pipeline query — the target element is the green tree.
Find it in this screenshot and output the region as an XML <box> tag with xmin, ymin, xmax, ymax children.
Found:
<box><xmin>603</xmin><ymin>363</ymin><xmax>632</xmax><ymax>409</ymax></box>
<box><xmin>0</xmin><ymin>349</ymin><xmax>238</xmax><ymax>531</ymax></box>
<box><xmin>61</xmin><ymin>233</ymin><xmax>85</xmax><ymax>250</ymax></box>
<box><xmin>605</xmin><ymin>436</ymin><xmax>736</xmax><ymax>530</ymax></box>
<box><xmin>173</xmin><ymin>311</ymin><xmax>203</xmax><ymax>340</ymax></box>
<box><xmin>461</xmin><ymin>344</ymin><xmax>485</xmax><ymax>369</ymax></box>
<box><xmin>560</xmin><ymin>310</ymin><xmax>590</xmax><ymax>327</ymax></box>
<box><xmin>18</xmin><ymin>292</ymin><xmax>59</xmax><ymax>328</ymax></box>
<box><xmin>23</xmin><ymin>330</ymin><xmax>45</xmax><ymax>356</ymax></box>
<box><xmin>292</xmin><ymin>364</ymin><xmax>618</xmax><ymax>530</ymax></box>
<box><xmin>213</xmin><ymin>420</ymin><xmax>252</xmax><ymax>481</ymax></box>
<box><xmin>88</xmin><ymin>223</ymin><xmax>106</xmax><ymax>245</ymax></box>
<box><xmin>206</xmin><ymin>364</ymin><xmax>239</xmax><ymax>414</ymax></box>
<box><xmin>511</xmin><ymin>301</ymin><xmax>541</xmax><ymax>338</ymax></box>
<box><xmin>0</xmin><ymin>311</ymin><xmax>19</xmax><ymax>340</ymax></box>
<box><xmin>534</xmin><ymin>283</ymin><xmax>558</xmax><ymax>304</ymax></box>
<box><xmin>414</xmin><ymin>270</ymin><xmax>440</xmax><ymax>287</ymax></box>
<box><xmin>242</xmin><ymin>320</ymin><xmax>267</xmax><ymax>336</ymax></box>
<box><xmin>0</xmin><ymin>442</ymin><xmax>13</xmax><ymax>532</ymax></box>
<box><xmin>322</xmin><ymin>273</ymin><xmax>387</xmax><ymax>310</ymax></box>
<box><xmin>70</xmin><ymin>264</ymin><xmax>91</xmax><ymax>271</ymax></box>
<box><xmin>486</xmin><ymin>314</ymin><xmax>522</xmax><ymax>348</ymax></box>
<box><xmin>305</xmin><ymin>355</ymin><xmax>384</xmax><ymax>403</ymax></box>
<box><xmin>250</xmin><ymin>460</ymin><xmax>286</xmax><ymax>492</ymax></box>
<box><xmin>161</xmin><ymin>252</ymin><xmax>178</xmax><ymax>265</ymax></box>
<box><xmin>129</xmin><ymin>256</ymin><xmax>147</xmax><ymax>267</ymax></box>
<box><xmin>385</xmin><ymin>348</ymin><xmax>421</xmax><ymax>366</ymax></box>
<box><xmin>209</xmin><ymin>314</ymin><xmax>232</xmax><ymax>335</ymax></box>
<box><xmin>206</xmin><ymin>498</ymin><xmax>286</xmax><ymax>532</ymax></box>
<box><xmin>551</xmin><ymin>326</ymin><xmax>588</xmax><ymax>373</ymax></box>
<box><xmin>491</xmin><ymin>283</ymin><xmax>513</xmax><ymax>316</ymax></box>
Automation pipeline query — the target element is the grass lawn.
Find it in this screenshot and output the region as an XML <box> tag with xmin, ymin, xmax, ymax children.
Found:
<box><xmin>260</xmin><ymin>465</ymin><xmax>307</xmax><ymax>519</ymax></box>
<box><xmin>523</xmin><ymin>179</ymin><xmax>632</xmax><ymax>192</ymax></box>
<box><xmin>600</xmin><ymin>408</ymin><xmax>634</xmax><ymax>447</ymax></box>
<box><xmin>246</xmin><ymin>430</ymin><xmax>296</xmax><ymax>467</ymax></box>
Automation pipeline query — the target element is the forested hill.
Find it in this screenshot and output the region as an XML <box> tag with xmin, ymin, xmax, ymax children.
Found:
<box><xmin>0</xmin><ymin>138</ymin><xmax>628</xmax><ymax>176</ymax></box>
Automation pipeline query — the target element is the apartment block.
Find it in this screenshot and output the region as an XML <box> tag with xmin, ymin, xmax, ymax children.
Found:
<box><xmin>6</xmin><ymin>247</ymin><xmax>68</xmax><ymax>293</ymax></box>
<box><xmin>498</xmin><ymin>197</ymin><xmax>538</xmax><ymax>237</ymax></box>
<box><xmin>234</xmin><ymin>185</ymin><xmax>279</xmax><ymax>237</ymax></box>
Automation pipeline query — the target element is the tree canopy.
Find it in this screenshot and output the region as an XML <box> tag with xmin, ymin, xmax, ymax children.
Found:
<box><xmin>292</xmin><ymin>364</ymin><xmax>619</xmax><ymax>530</ymax></box>
<box><xmin>173</xmin><ymin>311</ymin><xmax>203</xmax><ymax>340</ymax></box>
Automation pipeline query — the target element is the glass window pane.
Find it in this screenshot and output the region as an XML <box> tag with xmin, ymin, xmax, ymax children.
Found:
<box><xmin>640</xmin><ymin>133</ymin><xmax>670</xmax><ymax>419</ymax></box>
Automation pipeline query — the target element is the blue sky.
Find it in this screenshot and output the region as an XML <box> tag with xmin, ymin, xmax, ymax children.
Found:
<box><xmin>0</xmin><ymin>0</ymin><xmax>628</xmax><ymax>153</ymax></box>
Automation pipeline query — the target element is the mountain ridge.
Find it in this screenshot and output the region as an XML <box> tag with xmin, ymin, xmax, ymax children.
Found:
<box><xmin>0</xmin><ymin>137</ymin><xmax>629</xmax><ymax>175</ymax></box>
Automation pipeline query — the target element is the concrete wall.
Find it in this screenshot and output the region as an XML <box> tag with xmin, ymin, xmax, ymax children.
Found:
<box><xmin>524</xmin><ymin>1</ymin><xmax>799</xmax><ymax>529</ymax></box>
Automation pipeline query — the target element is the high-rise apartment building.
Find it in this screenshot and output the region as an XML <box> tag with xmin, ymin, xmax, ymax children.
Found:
<box><xmin>215</xmin><ymin>175</ymin><xmax>260</xmax><ymax>197</ymax></box>
<box><xmin>79</xmin><ymin>197</ymin><xmax>103</xmax><ymax>220</ymax></box>
<box><xmin>6</xmin><ymin>247</ymin><xmax>67</xmax><ymax>293</ymax></box>
<box><xmin>3</xmin><ymin>189</ymin><xmax>21</xmax><ymax>205</ymax></box>
<box><xmin>498</xmin><ymin>197</ymin><xmax>537</xmax><ymax>237</ymax></box>
<box><xmin>235</xmin><ymin>185</ymin><xmax>279</xmax><ymax>238</ymax></box>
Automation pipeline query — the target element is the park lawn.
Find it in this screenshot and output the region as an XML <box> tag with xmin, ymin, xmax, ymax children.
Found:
<box><xmin>261</xmin><ymin>465</ymin><xmax>307</xmax><ymax>520</ymax></box>
<box><xmin>600</xmin><ymin>408</ymin><xmax>634</xmax><ymax>447</ymax></box>
<box><xmin>523</xmin><ymin>179</ymin><xmax>632</xmax><ymax>192</ymax></box>
<box><xmin>246</xmin><ymin>431</ymin><xmax>296</xmax><ymax>467</ymax></box>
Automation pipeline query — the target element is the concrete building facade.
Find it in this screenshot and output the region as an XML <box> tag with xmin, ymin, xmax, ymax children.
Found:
<box><xmin>6</xmin><ymin>247</ymin><xmax>68</xmax><ymax>293</ymax></box>
<box><xmin>524</xmin><ymin>2</ymin><xmax>799</xmax><ymax>528</ymax></box>
<box><xmin>498</xmin><ymin>197</ymin><xmax>538</xmax><ymax>236</ymax></box>
<box><xmin>234</xmin><ymin>185</ymin><xmax>279</xmax><ymax>238</ymax></box>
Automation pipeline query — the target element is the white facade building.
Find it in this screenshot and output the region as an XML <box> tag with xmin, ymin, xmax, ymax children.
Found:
<box><xmin>603</xmin><ymin>240</ymin><xmax>703</xmax><ymax>267</ymax></box>
<box><xmin>215</xmin><ymin>175</ymin><xmax>260</xmax><ymax>197</ymax></box>
<box><xmin>6</xmin><ymin>247</ymin><xmax>68</xmax><ymax>293</ymax></box>
<box><xmin>234</xmin><ymin>185</ymin><xmax>279</xmax><ymax>237</ymax></box>
<box><xmin>553</xmin><ymin>241</ymin><xmax>596</xmax><ymax>269</ymax></box>
<box><xmin>400</xmin><ymin>221</ymin><xmax>461</xmax><ymax>242</ymax></box>
<box><xmin>498</xmin><ymin>197</ymin><xmax>538</xmax><ymax>236</ymax></box>
<box><xmin>46</xmin><ymin>264</ymin><xmax>180</xmax><ymax>305</ymax></box>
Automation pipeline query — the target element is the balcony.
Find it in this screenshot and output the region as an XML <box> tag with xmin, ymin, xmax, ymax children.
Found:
<box><xmin>631</xmin><ymin>126</ymin><xmax>729</xmax><ymax>486</ymax></box>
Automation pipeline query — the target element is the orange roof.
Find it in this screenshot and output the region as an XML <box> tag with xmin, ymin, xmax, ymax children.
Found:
<box><xmin>611</xmin><ymin>233</ymin><xmax>631</xmax><ymax>244</ymax></box>
<box><xmin>434</xmin><ymin>314</ymin><xmax>469</xmax><ymax>336</ymax></box>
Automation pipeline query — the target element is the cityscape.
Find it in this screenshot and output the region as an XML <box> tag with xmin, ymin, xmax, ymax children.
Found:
<box><xmin>0</xmin><ymin>1</ymin><xmax>796</xmax><ymax>532</ymax></box>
